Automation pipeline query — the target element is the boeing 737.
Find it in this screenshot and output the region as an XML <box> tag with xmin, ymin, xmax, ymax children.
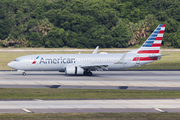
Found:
<box><xmin>8</xmin><ymin>24</ymin><xmax>166</xmax><ymax>76</ymax></box>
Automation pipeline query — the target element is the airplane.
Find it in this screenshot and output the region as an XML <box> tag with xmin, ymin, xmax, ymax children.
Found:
<box><xmin>8</xmin><ymin>24</ymin><xmax>166</xmax><ymax>76</ymax></box>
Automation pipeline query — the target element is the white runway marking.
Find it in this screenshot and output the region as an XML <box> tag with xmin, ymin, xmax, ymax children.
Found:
<box><xmin>154</xmin><ymin>108</ymin><xmax>166</xmax><ymax>113</ymax></box>
<box><xmin>21</xmin><ymin>108</ymin><xmax>33</xmax><ymax>113</ymax></box>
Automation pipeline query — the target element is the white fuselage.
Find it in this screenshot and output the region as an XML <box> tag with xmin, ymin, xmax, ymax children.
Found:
<box><xmin>7</xmin><ymin>52</ymin><xmax>157</xmax><ymax>71</ymax></box>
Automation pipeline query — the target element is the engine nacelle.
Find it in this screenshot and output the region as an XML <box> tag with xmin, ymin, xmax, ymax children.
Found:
<box><xmin>65</xmin><ymin>66</ymin><xmax>84</xmax><ymax>75</ymax></box>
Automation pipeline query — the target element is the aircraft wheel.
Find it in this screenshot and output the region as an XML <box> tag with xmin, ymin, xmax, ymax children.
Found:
<box><xmin>87</xmin><ymin>71</ymin><xmax>92</xmax><ymax>76</ymax></box>
<box><xmin>84</xmin><ymin>71</ymin><xmax>88</xmax><ymax>75</ymax></box>
<box><xmin>22</xmin><ymin>72</ymin><xmax>26</xmax><ymax>76</ymax></box>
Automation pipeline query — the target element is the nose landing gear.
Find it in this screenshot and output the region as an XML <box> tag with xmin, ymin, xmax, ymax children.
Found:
<box><xmin>18</xmin><ymin>70</ymin><xmax>26</xmax><ymax>76</ymax></box>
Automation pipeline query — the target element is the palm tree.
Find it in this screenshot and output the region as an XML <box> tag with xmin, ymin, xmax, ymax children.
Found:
<box><xmin>38</xmin><ymin>18</ymin><xmax>54</xmax><ymax>35</ymax></box>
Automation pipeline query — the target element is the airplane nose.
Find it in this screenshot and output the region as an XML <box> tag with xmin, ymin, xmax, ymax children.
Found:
<box><xmin>7</xmin><ymin>62</ymin><xmax>14</xmax><ymax>68</ymax></box>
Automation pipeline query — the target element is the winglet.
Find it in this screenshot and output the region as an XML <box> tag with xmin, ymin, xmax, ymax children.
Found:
<box><xmin>92</xmin><ymin>46</ymin><xmax>99</xmax><ymax>54</ymax></box>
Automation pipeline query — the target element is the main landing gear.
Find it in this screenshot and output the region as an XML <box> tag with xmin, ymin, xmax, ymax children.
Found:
<box><xmin>84</xmin><ymin>71</ymin><xmax>93</xmax><ymax>76</ymax></box>
<box><xmin>22</xmin><ymin>72</ymin><xmax>26</xmax><ymax>76</ymax></box>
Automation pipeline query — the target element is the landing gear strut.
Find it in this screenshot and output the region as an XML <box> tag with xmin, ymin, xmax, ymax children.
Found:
<box><xmin>84</xmin><ymin>71</ymin><xmax>93</xmax><ymax>76</ymax></box>
<box><xmin>18</xmin><ymin>70</ymin><xmax>26</xmax><ymax>76</ymax></box>
<box><xmin>22</xmin><ymin>72</ymin><xmax>26</xmax><ymax>76</ymax></box>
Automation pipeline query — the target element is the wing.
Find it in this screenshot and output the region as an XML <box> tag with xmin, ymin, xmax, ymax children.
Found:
<box><xmin>80</xmin><ymin>64</ymin><xmax>109</xmax><ymax>71</ymax></box>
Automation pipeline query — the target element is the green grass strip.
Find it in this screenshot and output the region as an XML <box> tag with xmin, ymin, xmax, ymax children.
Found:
<box><xmin>0</xmin><ymin>88</ymin><xmax>180</xmax><ymax>99</ymax></box>
<box><xmin>0</xmin><ymin>113</ymin><xmax>180</xmax><ymax>120</ymax></box>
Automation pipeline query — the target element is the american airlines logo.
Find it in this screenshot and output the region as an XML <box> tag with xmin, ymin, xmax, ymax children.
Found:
<box><xmin>39</xmin><ymin>57</ymin><xmax>76</xmax><ymax>64</ymax></box>
<box><xmin>32</xmin><ymin>56</ymin><xmax>39</xmax><ymax>64</ymax></box>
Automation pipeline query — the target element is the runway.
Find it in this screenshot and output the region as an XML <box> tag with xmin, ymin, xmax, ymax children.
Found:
<box><xmin>0</xmin><ymin>71</ymin><xmax>180</xmax><ymax>113</ymax></box>
<box><xmin>0</xmin><ymin>71</ymin><xmax>180</xmax><ymax>90</ymax></box>
<box><xmin>0</xmin><ymin>99</ymin><xmax>180</xmax><ymax>113</ymax></box>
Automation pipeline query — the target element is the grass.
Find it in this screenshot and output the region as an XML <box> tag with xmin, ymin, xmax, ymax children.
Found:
<box><xmin>0</xmin><ymin>113</ymin><xmax>180</xmax><ymax>120</ymax></box>
<box><xmin>0</xmin><ymin>88</ymin><xmax>180</xmax><ymax>99</ymax></box>
<box><xmin>0</xmin><ymin>89</ymin><xmax>180</xmax><ymax>119</ymax></box>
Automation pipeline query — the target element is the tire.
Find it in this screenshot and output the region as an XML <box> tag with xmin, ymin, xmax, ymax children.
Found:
<box><xmin>22</xmin><ymin>72</ymin><xmax>26</xmax><ymax>76</ymax></box>
<box><xmin>84</xmin><ymin>71</ymin><xmax>88</xmax><ymax>75</ymax></box>
<box><xmin>87</xmin><ymin>71</ymin><xmax>92</xmax><ymax>76</ymax></box>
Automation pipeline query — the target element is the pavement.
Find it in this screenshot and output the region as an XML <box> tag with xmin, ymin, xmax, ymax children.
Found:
<box><xmin>0</xmin><ymin>70</ymin><xmax>180</xmax><ymax>113</ymax></box>
<box><xmin>0</xmin><ymin>71</ymin><xmax>180</xmax><ymax>90</ymax></box>
<box><xmin>0</xmin><ymin>99</ymin><xmax>180</xmax><ymax>113</ymax></box>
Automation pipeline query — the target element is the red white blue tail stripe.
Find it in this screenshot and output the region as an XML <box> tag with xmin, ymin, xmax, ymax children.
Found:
<box><xmin>137</xmin><ymin>24</ymin><xmax>166</xmax><ymax>54</ymax></box>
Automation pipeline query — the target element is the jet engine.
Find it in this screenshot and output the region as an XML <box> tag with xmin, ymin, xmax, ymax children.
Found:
<box><xmin>65</xmin><ymin>66</ymin><xmax>84</xmax><ymax>75</ymax></box>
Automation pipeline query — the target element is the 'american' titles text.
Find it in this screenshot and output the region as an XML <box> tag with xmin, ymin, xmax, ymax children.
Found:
<box><xmin>39</xmin><ymin>57</ymin><xmax>75</xmax><ymax>64</ymax></box>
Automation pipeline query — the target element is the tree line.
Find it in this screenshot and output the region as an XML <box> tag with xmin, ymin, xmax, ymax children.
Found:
<box><xmin>0</xmin><ymin>0</ymin><xmax>180</xmax><ymax>48</ymax></box>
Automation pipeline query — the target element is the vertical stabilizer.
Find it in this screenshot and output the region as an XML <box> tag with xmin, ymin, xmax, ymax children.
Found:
<box><xmin>137</xmin><ymin>24</ymin><xmax>166</xmax><ymax>54</ymax></box>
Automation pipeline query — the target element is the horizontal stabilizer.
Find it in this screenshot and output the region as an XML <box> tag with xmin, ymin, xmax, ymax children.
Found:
<box><xmin>149</xmin><ymin>54</ymin><xmax>170</xmax><ymax>58</ymax></box>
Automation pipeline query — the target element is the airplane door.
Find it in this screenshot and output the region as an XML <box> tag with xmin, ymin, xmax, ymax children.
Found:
<box><xmin>28</xmin><ymin>58</ymin><xmax>33</xmax><ymax>65</ymax></box>
<box><xmin>26</xmin><ymin>58</ymin><xmax>31</xmax><ymax>65</ymax></box>
<box><xmin>136</xmin><ymin>55</ymin><xmax>140</xmax><ymax>66</ymax></box>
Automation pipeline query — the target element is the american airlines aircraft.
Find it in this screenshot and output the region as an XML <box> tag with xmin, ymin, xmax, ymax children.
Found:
<box><xmin>8</xmin><ymin>24</ymin><xmax>166</xmax><ymax>76</ymax></box>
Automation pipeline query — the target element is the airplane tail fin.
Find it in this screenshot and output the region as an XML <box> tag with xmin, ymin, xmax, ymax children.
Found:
<box><xmin>136</xmin><ymin>24</ymin><xmax>166</xmax><ymax>54</ymax></box>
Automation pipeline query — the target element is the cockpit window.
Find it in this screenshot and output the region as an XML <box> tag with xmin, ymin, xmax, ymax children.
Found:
<box><xmin>14</xmin><ymin>59</ymin><xmax>20</xmax><ymax>62</ymax></box>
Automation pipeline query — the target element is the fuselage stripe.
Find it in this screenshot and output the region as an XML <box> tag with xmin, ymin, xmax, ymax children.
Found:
<box><xmin>137</xmin><ymin>50</ymin><xmax>159</xmax><ymax>54</ymax></box>
<box><xmin>132</xmin><ymin>57</ymin><xmax>158</xmax><ymax>61</ymax></box>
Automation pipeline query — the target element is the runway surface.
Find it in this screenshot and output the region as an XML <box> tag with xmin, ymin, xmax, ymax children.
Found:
<box><xmin>0</xmin><ymin>71</ymin><xmax>180</xmax><ymax>113</ymax></box>
<box><xmin>0</xmin><ymin>71</ymin><xmax>180</xmax><ymax>90</ymax></box>
<box><xmin>0</xmin><ymin>99</ymin><xmax>180</xmax><ymax>113</ymax></box>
